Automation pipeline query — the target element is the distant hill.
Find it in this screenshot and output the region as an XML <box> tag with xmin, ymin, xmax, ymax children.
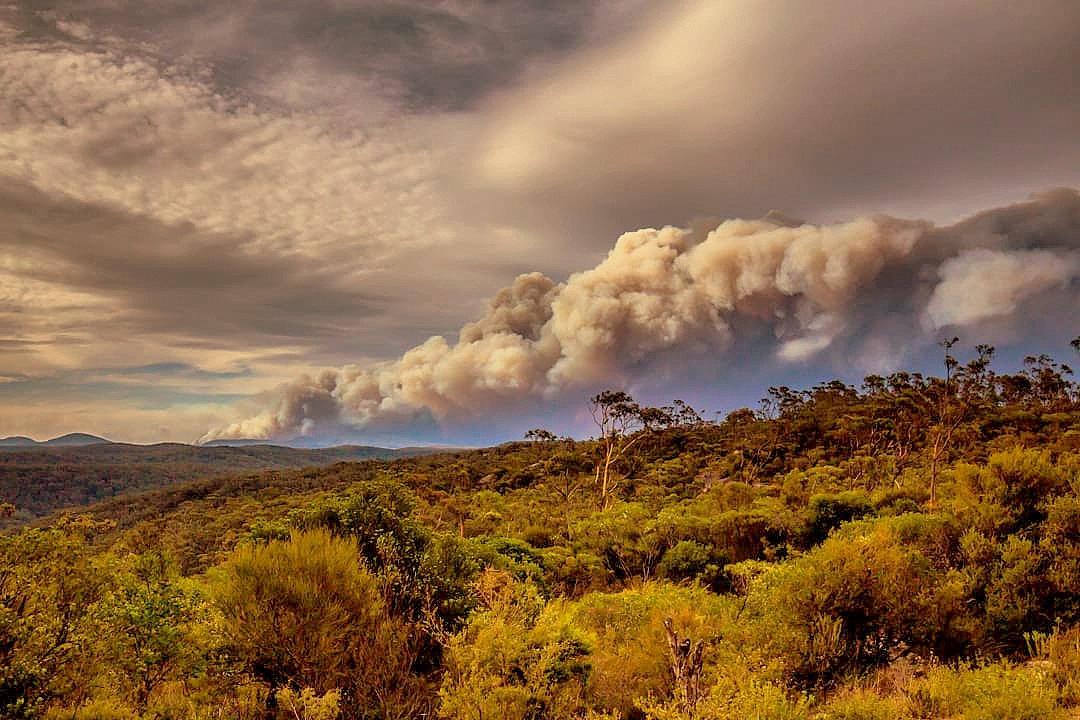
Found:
<box><xmin>56</xmin><ymin>447</ymin><xmax>469</xmax><ymax>572</ymax></box>
<box><xmin>0</xmin><ymin>433</ymin><xmax>112</xmax><ymax>449</ymax></box>
<box><xmin>0</xmin><ymin>436</ymin><xmax>37</xmax><ymax>447</ymax></box>
<box><xmin>0</xmin><ymin>442</ymin><xmax>441</xmax><ymax>526</ymax></box>
<box><xmin>202</xmin><ymin>437</ymin><xmax>465</xmax><ymax>452</ymax></box>
<box><xmin>43</xmin><ymin>433</ymin><xmax>112</xmax><ymax>447</ymax></box>
<box><xmin>201</xmin><ymin>437</ymin><xmax>335</xmax><ymax>448</ymax></box>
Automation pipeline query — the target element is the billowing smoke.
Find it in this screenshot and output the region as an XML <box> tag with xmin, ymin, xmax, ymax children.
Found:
<box><xmin>201</xmin><ymin>189</ymin><xmax>1080</xmax><ymax>443</ymax></box>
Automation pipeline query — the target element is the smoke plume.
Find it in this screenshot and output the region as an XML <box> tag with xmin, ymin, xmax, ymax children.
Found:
<box><xmin>201</xmin><ymin>189</ymin><xmax>1080</xmax><ymax>443</ymax></box>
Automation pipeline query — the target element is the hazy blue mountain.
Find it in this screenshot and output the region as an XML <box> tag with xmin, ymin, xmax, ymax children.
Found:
<box><xmin>0</xmin><ymin>436</ymin><xmax>37</xmax><ymax>447</ymax></box>
<box><xmin>0</xmin><ymin>433</ymin><xmax>112</xmax><ymax>449</ymax></box>
<box><xmin>43</xmin><ymin>433</ymin><xmax>113</xmax><ymax>447</ymax></box>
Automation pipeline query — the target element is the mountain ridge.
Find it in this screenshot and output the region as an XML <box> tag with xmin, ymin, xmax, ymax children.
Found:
<box><xmin>0</xmin><ymin>433</ymin><xmax>111</xmax><ymax>449</ymax></box>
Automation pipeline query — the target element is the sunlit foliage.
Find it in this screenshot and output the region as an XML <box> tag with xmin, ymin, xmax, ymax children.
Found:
<box><xmin>3</xmin><ymin>341</ymin><xmax>1080</xmax><ymax>718</ymax></box>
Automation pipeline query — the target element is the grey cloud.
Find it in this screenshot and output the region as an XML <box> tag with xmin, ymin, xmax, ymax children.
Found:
<box><xmin>4</xmin><ymin>0</ymin><xmax>1078</xmax><ymax>447</ymax></box>
<box><xmin>0</xmin><ymin>41</ymin><xmax>448</xmax><ymax>259</ymax></box>
<box><xmin>0</xmin><ymin>33</ymin><xmax>488</xmax><ymax>359</ymax></box>
<box><xmin>0</xmin><ymin>377</ymin><xmax>249</xmax><ymax>409</ymax></box>
<box><xmin>8</xmin><ymin>0</ymin><xmax>653</xmax><ymax>111</ymax></box>
<box><xmin>466</xmin><ymin>0</ymin><xmax>1080</xmax><ymax>265</ymax></box>
<box><xmin>0</xmin><ymin>181</ymin><xmax>385</xmax><ymax>348</ymax></box>
<box><xmin>204</xmin><ymin>190</ymin><xmax>1080</xmax><ymax>444</ymax></box>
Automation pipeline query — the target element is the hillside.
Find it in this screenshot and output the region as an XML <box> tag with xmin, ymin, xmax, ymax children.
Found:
<box><xmin>0</xmin><ymin>432</ymin><xmax>112</xmax><ymax>448</ymax></box>
<box><xmin>0</xmin><ymin>442</ymin><xmax>438</xmax><ymax>526</ymax></box>
<box><xmin>0</xmin><ymin>436</ymin><xmax>38</xmax><ymax>448</ymax></box>
<box><xmin>3</xmin><ymin>344</ymin><xmax>1080</xmax><ymax>720</ymax></box>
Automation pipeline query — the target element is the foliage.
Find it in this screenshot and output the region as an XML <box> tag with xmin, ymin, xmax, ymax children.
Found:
<box><xmin>0</xmin><ymin>444</ymin><xmax>429</xmax><ymax>529</ymax></box>
<box><xmin>92</xmin><ymin>546</ymin><xmax>206</xmax><ymax>709</ymax></box>
<box><xmin>0</xmin><ymin>517</ymin><xmax>111</xmax><ymax>718</ymax></box>
<box><xmin>5</xmin><ymin>342</ymin><xmax>1080</xmax><ymax>718</ymax></box>
<box><xmin>209</xmin><ymin>530</ymin><xmax>427</xmax><ymax>720</ymax></box>
<box><xmin>906</xmin><ymin>661</ymin><xmax>1062</xmax><ymax>720</ymax></box>
<box><xmin>439</xmin><ymin>570</ymin><xmax>590</xmax><ymax>720</ymax></box>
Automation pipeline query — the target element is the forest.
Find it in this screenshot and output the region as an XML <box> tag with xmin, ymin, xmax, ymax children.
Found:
<box><xmin>0</xmin><ymin>443</ymin><xmax>434</xmax><ymax>529</ymax></box>
<box><xmin>3</xmin><ymin>338</ymin><xmax>1080</xmax><ymax>720</ymax></box>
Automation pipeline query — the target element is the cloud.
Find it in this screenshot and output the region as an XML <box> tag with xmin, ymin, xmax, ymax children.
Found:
<box><xmin>0</xmin><ymin>366</ymin><xmax>255</xmax><ymax>444</ymax></box>
<box><xmin>464</xmin><ymin>0</ymin><xmax>1080</xmax><ymax>261</ymax></box>
<box><xmin>0</xmin><ymin>397</ymin><xmax>238</xmax><ymax>445</ymax></box>
<box><xmin>0</xmin><ymin>28</ymin><xmax>505</xmax><ymax>379</ymax></box>
<box><xmin>3</xmin><ymin>2</ymin><xmax>617</xmax><ymax>442</ymax></box>
<box><xmin>2</xmin><ymin>1</ymin><xmax>1078</xmax><ymax>446</ymax></box>
<box><xmin>6</xmin><ymin>0</ymin><xmax>651</xmax><ymax>111</ymax></box>
<box><xmin>0</xmin><ymin>14</ymin><xmax>646</xmax><ymax>362</ymax></box>
<box><xmin>203</xmin><ymin>189</ymin><xmax>1080</xmax><ymax>444</ymax></box>
<box><xmin>110</xmin><ymin>362</ymin><xmax>254</xmax><ymax>380</ymax></box>
<box><xmin>0</xmin><ymin>181</ymin><xmax>398</xmax><ymax>365</ymax></box>
<box><xmin>926</xmin><ymin>250</ymin><xmax>1080</xmax><ymax>328</ymax></box>
<box><xmin>0</xmin><ymin>42</ymin><xmax>449</xmax><ymax>260</ymax></box>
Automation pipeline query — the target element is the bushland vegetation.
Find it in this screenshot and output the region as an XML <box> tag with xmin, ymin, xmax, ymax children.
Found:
<box><xmin>0</xmin><ymin>443</ymin><xmax>430</xmax><ymax>529</ymax></box>
<box><xmin>3</xmin><ymin>338</ymin><xmax>1080</xmax><ymax>720</ymax></box>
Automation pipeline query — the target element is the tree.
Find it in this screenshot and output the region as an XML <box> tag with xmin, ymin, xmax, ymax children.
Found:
<box><xmin>669</xmin><ymin>399</ymin><xmax>705</xmax><ymax>427</ymax></box>
<box><xmin>590</xmin><ymin>391</ymin><xmax>671</xmax><ymax>510</ymax></box>
<box><xmin>757</xmin><ymin>516</ymin><xmax>970</xmax><ymax>687</ymax></box>
<box><xmin>663</xmin><ymin>617</ymin><xmax>706</xmax><ymax>716</ymax></box>
<box><xmin>94</xmin><ymin>547</ymin><xmax>205</xmax><ymax>710</ymax></box>
<box><xmin>565</xmin><ymin>582</ymin><xmax>731</xmax><ymax>718</ymax></box>
<box><xmin>997</xmin><ymin>347</ymin><xmax>1076</xmax><ymax>409</ymax></box>
<box><xmin>439</xmin><ymin>570</ymin><xmax>590</xmax><ymax>720</ymax></box>
<box><xmin>927</xmin><ymin>338</ymin><xmax>991</xmax><ymax>510</ymax></box>
<box><xmin>524</xmin><ymin>428</ymin><xmax>557</xmax><ymax>443</ymax></box>
<box><xmin>543</xmin><ymin>443</ymin><xmax>590</xmax><ymax>505</ymax></box>
<box><xmin>1020</xmin><ymin>354</ymin><xmax>1075</xmax><ymax>408</ymax></box>
<box><xmin>291</xmin><ymin>480</ymin><xmax>476</xmax><ymax>635</ymax></box>
<box><xmin>573</xmin><ymin>502</ymin><xmax>665</xmax><ymax>583</ymax></box>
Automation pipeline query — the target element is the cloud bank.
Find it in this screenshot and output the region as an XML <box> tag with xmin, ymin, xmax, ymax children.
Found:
<box><xmin>465</xmin><ymin>0</ymin><xmax>1080</xmax><ymax>260</ymax></box>
<box><xmin>203</xmin><ymin>189</ymin><xmax>1080</xmax><ymax>443</ymax></box>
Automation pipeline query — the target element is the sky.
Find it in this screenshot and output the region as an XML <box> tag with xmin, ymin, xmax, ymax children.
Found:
<box><xmin>1</xmin><ymin>0</ymin><xmax>1078</xmax><ymax>446</ymax></box>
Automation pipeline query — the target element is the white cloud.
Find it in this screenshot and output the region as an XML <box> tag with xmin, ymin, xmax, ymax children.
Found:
<box><xmin>204</xmin><ymin>189</ymin><xmax>1080</xmax><ymax>444</ymax></box>
<box><xmin>926</xmin><ymin>249</ymin><xmax>1080</xmax><ymax>329</ymax></box>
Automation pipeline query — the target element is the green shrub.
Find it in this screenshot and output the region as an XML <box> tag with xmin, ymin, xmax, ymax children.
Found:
<box><xmin>820</xmin><ymin>688</ymin><xmax>909</xmax><ymax>720</ymax></box>
<box><xmin>1046</xmin><ymin>623</ymin><xmax>1080</xmax><ymax>705</ymax></box>
<box><xmin>658</xmin><ymin>540</ymin><xmax>711</xmax><ymax>581</ymax></box>
<box><xmin>750</xmin><ymin>518</ymin><xmax>971</xmax><ymax>687</ymax></box>
<box><xmin>907</xmin><ymin>661</ymin><xmax>1061</xmax><ymax>720</ymax></box>
<box><xmin>805</xmin><ymin>491</ymin><xmax>874</xmax><ymax>545</ymax></box>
